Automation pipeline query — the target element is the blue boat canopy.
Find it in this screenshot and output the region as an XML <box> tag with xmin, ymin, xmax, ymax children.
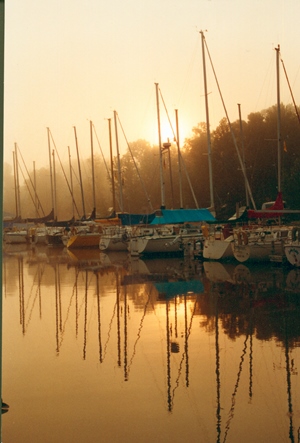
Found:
<box><xmin>154</xmin><ymin>280</ymin><xmax>204</xmax><ymax>298</ymax></box>
<box><xmin>150</xmin><ymin>209</ymin><xmax>216</xmax><ymax>225</ymax></box>
<box><xmin>118</xmin><ymin>212</ymin><xmax>156</xmax><ymax>226</ymax></box>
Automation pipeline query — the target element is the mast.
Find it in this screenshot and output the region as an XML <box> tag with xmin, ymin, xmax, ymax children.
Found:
<box><xmin>68</xmin><ymin>146</ymin><xmax>75</xmax><ymax>219</ymax></box>
<box><xmin>52</xmin><ymin>149</ymin><xmax>57</xmax><ymax>220</ymax></box>
<box><xmin>238</xmin><ymin>104</ymin><xmax>250</xmax><ymax>207</ymax></box>
<box><xmin>113</xmin><ymin>110</ymin><xmax>124</xmax><ymax>212</ymax></box>
<box><xmin>275</xmin><ymin>44</ymin><xmax>282</xmax><ymax>193</ymax></box>
<box><xmin>202</xmin><ymin>32</ymin><xmax>256</xmax><ymax>210</ymax></box>
<box><xmin>73</xmin><ymin>126</ymin><xmax>86</xmax><ymax>219</ymax></box>
<box><xmin>14</xmin><ymin>143</ymin><xmax>21</xmax><ymax>219</ymax></box>
<box><xmin>155</xmin><ymin>82</ymin><xmax>166</xmax><ymax>209</ymax></box>
<box><xmin>47</xmin><ymin>127</ymin><xmax>55</xmax><ymax>217</ymax></box>
<box><xmin>200</xmin><ymin>31</ymin><xmax>215</xmax><ymax>214</ymax></box>
<box><xmin>12</xmin><ymin>150</ymin><xmax>19</xmax><ymax>218</ymax></box>
<box><xmin>108</xmin><ymin>118</ymin><xmax>116</xmax><ymax>215</ymax></box>
<box><xmin>33</xmin><ymin>161</ymin><xmax>38</xmax><ymax>217</ymax></box>
<box><xmin>90</xmin><ymin>120</ymin><xmax>96</xmax><ymax>217</ymax></box>
<box><xmin>175</xmin><ymin>109</ymin><xmax>183</xmax><ymax>209</ymax></box>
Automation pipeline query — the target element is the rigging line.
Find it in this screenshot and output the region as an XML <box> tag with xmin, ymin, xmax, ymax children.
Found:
<box><xmin>116</xmin><ymin>113</ymin><xmax>154</xmax><ymax>212</ymax></box>
<box><xmin>158</xmin><ymin>87</ymin><xmax>199</xmax><ymax>208</ymax></box>
<box><xmin>15</xmin><ymin>144</ymin><xmax>45</xmax><ymax>216</ymax></box>
<box><xmin>24</xmin><ymin>264</ymin><xmax>46</xmax><ymax>332</ymax></box>
<box><xmin>170</xmin><ymin>297</ymin><xmax>198</xmax><ymax>409</ymax></box>
<box><xmin>75</xmin><ymin>267</ymin><xmax>95</xmax><ymax>306</ymax></box>
<box><xmin>48</xmin><ymin>129</ymin><xmax>81</xmax><ymax>218</ymax></box>
<box><xmin>280</xmin><ymin>57</ymin><xmax>300</xmax><ymax>126</ymax></box>
<box><xmin>178</xmin><ymin>34</ymin><xmax>201</xmax><ymax>106</ymax></box>
<box><xmin>215</xmin><ymin>300</ymin><xmax>221</xmax><ymax>443</ymax></box>
<box><xmin>222</xmin><ymin>334</ymin><xmax>249</xmax><ymax>443</ymax></box>
<box><xmin>17</xmin><ymin>159</ymin><xmax>43</xmax><ymax>217</ymax></box>
<box><xmin>92</xmin><ymin>122</ymin><xmax>111</xmax><ymax>179</ymax></box>
<box><xmin>204</xmin><ymin>39</ymin><xmax>257</xmax><ymax>210</ymax></box>
<box><xmin>103</xmin><ymin>301</ymin><xmax>118</xmax><ymax>362</ymax></box>
<box><xmin>24</xmin><ymin>279</ymin><xmax>43</xmax><ymax>332</ymax></box>
<box><xmin>58</xmin><ymin>285</ymin><xmax>77</xmax><ymax>349</ymax></box>
<box><xmin>94</xmin><ymin>120</ymin><xmax>121</xmax><ymax>212</ymax></box>
<box><xmin>284</xmin><ymin>314</ymin><xmax>296</xmax><ymax>443</ymax></box>
<box><xmin>255</xmin><ymin>52</ymin><xmax>274</xmax><ymax>113</ymax></box>
<box><xmin>25</xmin><ymin>261</ymin><xmax>45</xmax><ymax>308</ymax></box>
<box><xmin>18</xmin><ymin>257</ymin><xmax>25</xmax><ymax>334</ymax></box>
<box><xmin>95</xmin><ymin>273</ymin><xmax>103</xmax><ymax>363</ymax></box>
<box><xmin>127</xmin><ymin>287</ymin><xmax>153</xmax><ymax>376</ymax></box>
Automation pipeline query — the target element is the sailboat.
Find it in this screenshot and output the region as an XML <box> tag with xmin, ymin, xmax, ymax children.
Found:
<box><xmin>199</xmin><ymin>31</ymin><xmax>246</xmax><ymax>261</ymax></box>
<box><xmin>232</xmin><ymin>45</ymin><xmax>294</xmax><ymax>263</ymax></box>
<box><xmin>127</xmin><ymin>82</ymin><xmax>216</xmax><ymax>256</ymax></box>
<box><xmin>284</xmin><ymin>227</ymin><xmax>300</xmax><ymax>267</ymax></box>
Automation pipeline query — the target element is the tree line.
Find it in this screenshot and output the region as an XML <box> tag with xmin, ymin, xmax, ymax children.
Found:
<box><xmin>4</xmin><ymin>103</ymin><xmax>300</xmax><ymax>221</ymax></box>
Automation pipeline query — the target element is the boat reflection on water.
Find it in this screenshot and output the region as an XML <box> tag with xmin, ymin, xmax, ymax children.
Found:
<box><xmin>2</xmin><ymin>245</ymin><xmax>300</xmax><ymax>443</ymax></box>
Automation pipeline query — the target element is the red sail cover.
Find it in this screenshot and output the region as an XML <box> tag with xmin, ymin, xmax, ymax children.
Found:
<box><xmin>247</xmin><ymin>192</ymin><xmax>284</xmax><ymax>219</ymax></box>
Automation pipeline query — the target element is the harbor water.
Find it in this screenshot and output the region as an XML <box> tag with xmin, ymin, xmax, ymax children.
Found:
<box><xmin>2</xmin><ymin>244</ymin><xmax>300</xmax><ymax>442</ymax></box>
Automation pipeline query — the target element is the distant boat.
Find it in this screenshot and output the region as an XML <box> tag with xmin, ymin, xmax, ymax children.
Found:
<box><xmin>129</xmin><ymin>224</ymin><xmax>203</xmax><ymax>256</ymax></box>
<box><xmin>99</xmin><ymin>225</ymin><xmax>132</xmax><ymax>252</ymax></box>
<box><xmin>64</xmin><ymin>223</ymin><xmax>101</xmax><ymax>249</ymax></box>
<box><xmin>127</xmin><ymin>208</ymin><xmax>215</xmax><ymax>256</ymax></box>
<box><xmin>232</xmin><ymin>224</ymin><xmax>293</xmax><ymax>263</ymax></box>
<box><xmin>284</xmin><ymin>227</ymin><xmax>300</xmax><ymax>267</ymax></box>
<box><xmin>202</xmin><ymin>224</ymin><xmax>234</xmax><ymax>260</ymax></box>
<box><xmin>232</xmin><ymin>46</ymin><xmax>296</xmax><ymax>264</ymax></box>
<box><xmin>4</xmin><ymin>229</ymin><xmax>30</xmax><ymax>244</ymax></box>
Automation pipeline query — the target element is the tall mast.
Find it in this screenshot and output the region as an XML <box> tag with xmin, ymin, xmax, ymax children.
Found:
<box><xmin>237</xmin><ymin>104</ymin><xmax>250</xmax><ymax>207</ymax></box>
<box><xmin>113</xmin><ymin>110</ymin><xmax>124</xmax><ymax>212</ymax></box>
<box><xmin>14</xmin><ymin>143</ymin><xmax>21</xmax><ymax>218</ymax></box>
<box><xmin>175</xmin><ymin>109</ymin><xmax>183</xmax><ymax>209</ymax></box>
<box><xmin>33</xmin><ymin>161</ymin><xmax>38</xmax><ymax>217</ymax></box>
<box><xmin>73</xmin><ymin>126</ymin><xmax>86</xmax><ymax>219</ymax></box>
<box><xmin>47</xmin><ymin>127</ymin><xmax>55</xmax><ymax>217</ymax></box>
<box><xmin>68</xmin><ymin>146</ymin><xmax>75</xmax><ymax>219</ymax></box>
<box><xmin>200</xmin><ymin>31</ymin><xmax>215</xmax><ymax>214</ymax></box>
<box><xmin>12</xmin><ymin>150</ymin><xmax>19</xmax><ymax>218</ymax></box>
<box><xmin>90</xmin><ymin>120</ymin><xmax>96</xmax><ymax>217</ymax></box>
<box><xmin>52</xmin><ymin>149</ymin><xmax>57</xmax><ymax>220</ymax></box>
<box><xmin>275</xmin><ymin>44</ymin><xmax>282</xmax><ymax>193</ymax></box>
<box><xmin>108</xmin><ymin>118</ymin><xmax>116</xmax><ymax>215</ymax></box>
<box><xmin>155</xmin><ymin>82</ymin><xmax>165</xmax><ymax>209</ymax></box>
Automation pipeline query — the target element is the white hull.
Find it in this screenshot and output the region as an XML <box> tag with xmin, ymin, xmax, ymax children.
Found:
<box><xmin>232</xmin><ymin>225</ymin><xmax>292</xmax><ymax>263</ymax></box>
<box><xmin>129</xmin><ymin>235</ymin><xmax>182</xmax><ymax>255</ymax></box>
<box><xmin>4</xmin><ymin>231</ymin><xmax>29</xmax><ymax>244</ymax></box>
<box><xmin>99</xmin><ymin>226</ymin><xmax>132</xmax><ymax>252</ymax></box>
<box><xmin>284</xmin><ymin>243</ymin><xmax>300</xmax><ymax>267</ymax></box>
<box><xmin>99</xmin><ymin>236</ymin><xmax>128</xmax><ymax>251</ymax></box>
<box><xmin>232</xmin><ymin>243</ymin><xmax>286</xmax><ymax>263</ymax></box>
<box><xmin>128</xmin><ymin>225</ymin><xmax>203</xmax><ymax>256</ymax></box>
<box><xmin>202</xmin><ymin>236</ymin><xmax>234</xmax><ymax>260</ymax></box>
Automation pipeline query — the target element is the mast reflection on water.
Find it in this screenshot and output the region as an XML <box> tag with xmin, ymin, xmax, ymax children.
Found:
<box><xmin>2</xmin><ymin>245</ymin><xmax>300</xmax><ymax>443</ymax></box>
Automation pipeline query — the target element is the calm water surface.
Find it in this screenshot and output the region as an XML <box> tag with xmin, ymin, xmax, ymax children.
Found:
<box><xmin>2</xmin><ymin>244</ymin><xmax>300</xmax><ymax>443</ymax></box>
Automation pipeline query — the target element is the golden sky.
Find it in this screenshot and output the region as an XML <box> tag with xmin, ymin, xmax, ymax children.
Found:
<box><xmin>4</xmin><ymin>0</ymin><xmax>300</xmax><ymax>169</ymax></box>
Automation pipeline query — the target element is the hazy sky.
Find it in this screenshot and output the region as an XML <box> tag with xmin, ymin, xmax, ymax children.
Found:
<box><xmin>4</xmin><ymin>0</ymin><xmax>300</xmax><ymax>170</ymax></box>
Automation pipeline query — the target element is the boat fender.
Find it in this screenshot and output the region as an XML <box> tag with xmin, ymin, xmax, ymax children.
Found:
<box><xmin>292</xmin><ymin>227</ymin><xmax>299</xmax><ymax>242</ymax></box>
<box><xmin>237</xmin><ymin>231</ymin><xmax>248</xmax><ymax>245</ymax></box>
<box><xmin>242</xmin><ymin>231</ymin><xmax>248</xmax><ymax>245</ymax></box>
<box><xmin>201</xmin><ymin>225</ymin><xmax>209</xmax><ymax>238</ymax></box>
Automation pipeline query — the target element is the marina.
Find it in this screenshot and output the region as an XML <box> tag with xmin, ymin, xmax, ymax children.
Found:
<box><xmin>3</xmin><ymin>7</ymin><xmax>300</xmax><ymax>442</ymax></box>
